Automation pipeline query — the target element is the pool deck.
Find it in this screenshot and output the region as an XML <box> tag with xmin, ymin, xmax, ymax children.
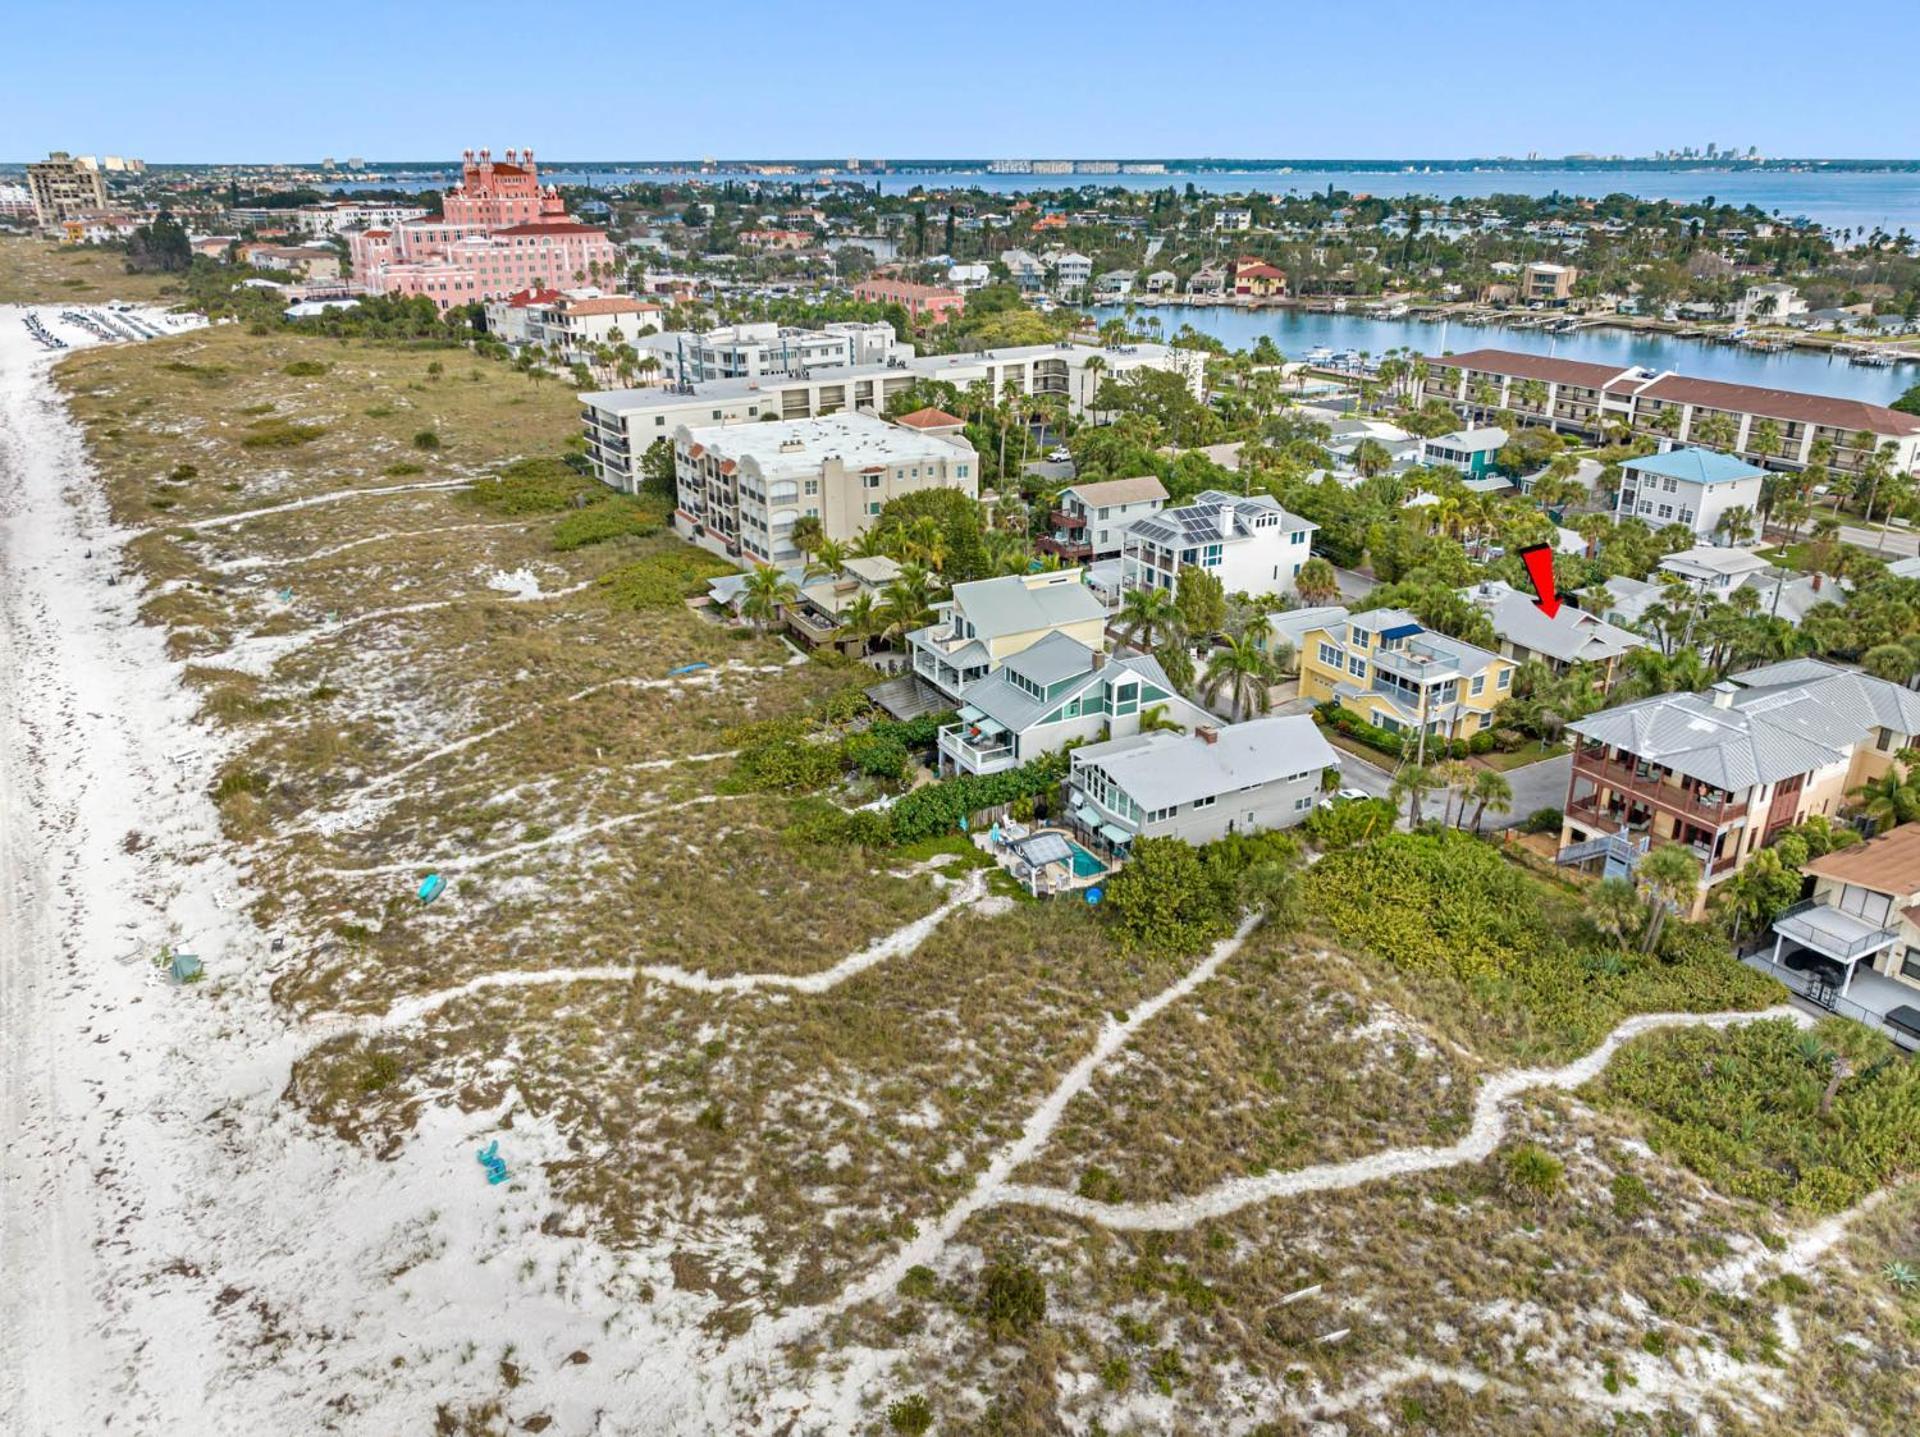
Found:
<box><xmin>977</xmin><ymin>823</ymin><xmax>1113</xmax><ymax>898</ymax></box>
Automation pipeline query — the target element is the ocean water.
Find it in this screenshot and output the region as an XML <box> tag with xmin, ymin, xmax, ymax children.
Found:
<box><xmin>352</xmin><ymin>166</ymin><xmax>1920</xmax><ymax>238</ymax></box>
<box><xmin>1087</xmin><ymin>306</ymin><xmax>1917</xmax><ymax>406</ymax></box>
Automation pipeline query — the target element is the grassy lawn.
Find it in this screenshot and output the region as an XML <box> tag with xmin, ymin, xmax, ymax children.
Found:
<box><xmin>1471</xmin><ymin>740</ymin><xmax>1567</xmax><ymax>773</ymax></box>
<box><xmin>0</xmin><ymin>234</ymin><xmax>185</xmax><ymax>307</ymax></box>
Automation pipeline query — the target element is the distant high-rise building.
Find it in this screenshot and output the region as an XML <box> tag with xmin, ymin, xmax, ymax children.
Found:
<box><xmin>348</xmin><ymin>146</ymin><xmax>618</xmax><ymax>310</ymax></box>
<box><xmin>26</xmin><ymin>152</ymin><xmax>109</xmax><ymax>225</ymax></box>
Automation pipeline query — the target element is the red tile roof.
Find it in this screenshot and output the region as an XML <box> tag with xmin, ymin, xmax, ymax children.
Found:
<box><xmin>1639</xmin><ymin>373</ymin><xmax>1920</xmax><ymax>436</ymax></box>
<box><xmin>1425</xmin><ymin>348</ymin><xmax>1629</xmax><ymax>389</ymax></box>
<box><xmin>894</xmin><ymin>407</ymin><xmax>966</xmax><ymax>430</ymax></box>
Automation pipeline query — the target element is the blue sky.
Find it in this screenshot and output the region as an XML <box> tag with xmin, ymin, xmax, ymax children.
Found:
<box><xmin>12</xmin><ymin>1</ymin><xmax>1920</xmax><ymax>163</ymax></box>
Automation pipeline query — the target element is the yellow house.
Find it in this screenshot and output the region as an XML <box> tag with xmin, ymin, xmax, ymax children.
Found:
<box><xmin>1296</xmin><ymin>607</ymin><xmax>1515</xmax><ymax>745</ymax></box>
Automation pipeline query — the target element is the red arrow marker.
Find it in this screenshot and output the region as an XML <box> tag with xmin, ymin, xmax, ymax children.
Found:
<box><xmin>1519</xmin><ymin>543</ymin><xmax>1561</xmax><ymax>618</ymax></box>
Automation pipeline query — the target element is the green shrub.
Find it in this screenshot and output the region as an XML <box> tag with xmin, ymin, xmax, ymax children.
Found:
<box><xmin>239</xmin><ymin>418</ymin><xmax>325</xmax><ymax>449</ymax></box>
<box><xmin>282</xmin><ymin>359</ymin><xmax>329</xmax><ymax>377</ymax></box>
<box><xmin>412</xmin><ymin>428</ymin><xmax>441</xmax><ymax>451</ymax></box>
<box><xmin>166</xmin><ymin>462</ymin><xmax>198</xmax><ymax>481</ymax></box>
<box><xmin>1501</xmin><ymin>1143</ymin><xmax>1565</xmax><ymax>1204</ymax></box>
<box><xmin>896</xmin><ymin>1265</ymin><xmax>937</xmax><ymax>1300</ymax></box>
<box><xmin>886</xmin><ymin>1394</ymin><xmax>933</xmax><ymax>1435</ymax></box>
<box><xmin>1589</xmin><ymin>1016</ymin><xmax>1920</xmax><ymax>1213</ymax></box>
<box><xmin>1103</xmin><ymin>836</ymin><xmax>1237</xmax><ymax>955</ymax></box>
<box><xmin>783</xmin><ymin>799</ymin><xmax>894</xmax><ymax>850</ymax></box>
<box><xmin>597</xmin><ymin>549</ymin><xmax>735</xmax><ymax>609</ymax></box>
<box><xmin>550</xmin><ymin>503</ymin><xmax>662</xmax><ymax>552</ymax></box>
<box><xmin>731</xmin><ymin>737</ymin><xmax>842</xmax><ymax>793</ymax></box>
<box><xmin>213</xmin><ymin>768</ymin><xmax>268</xmax><ymax>803</ymax></box>
<box><xmin>1610</xmin><ymin>1171</ymin><xmax>1651</xmax><ymax>1219</ymax></box>
<box><xmin>842</xmin><ymin>731</ymin><xmax>909</xmax><ymax>781</ymax></box>
<box><xmin>382</xmin><ymin>460</ymin><xmax>424</xmax><ymax>477</ymax></box>
<box><xmin>1301</xmin><ymin>796</ymin><xmax>1396</xmax><ymax>850</ymax></box>
<box><xmin>1303</xmin><ymin>830</ymin><xmax>1779</xmax><ymax>1054</ymax></box>
<box><xmin>1521</xmin><ymin>807</ymin><xmax>1565</xmax><ymax>835</ymax></box>
<box><xmin>887</xmin><ymin>752</ymin><xmax>1068</xmax><ymax>845</ymax></box>
<box><xmin>465</xmin><ymin>457</ymin><xmax>595</xmax><ymax>514</ymax></box>
<box><xmin>979</xmin><ymin>1255</ymin><xmax>1047</xmax><ymax>1335</ymax></box>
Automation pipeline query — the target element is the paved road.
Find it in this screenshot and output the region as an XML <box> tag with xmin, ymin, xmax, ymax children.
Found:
<box><xmin>1837</xmin><ymin>521</ymin><xmax>1919</xmax><ymax>558</ymax></box>
<box><xmin>1327</xmin><ymin>748</ymin><xmax>1570</xmax><ymax>832</ymax></box>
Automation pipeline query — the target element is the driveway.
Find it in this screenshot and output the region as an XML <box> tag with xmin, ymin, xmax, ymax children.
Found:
<box><xmin>1485</xmin><ymin>752</ymin><xmax>1571</xmax><ymax>830</ymax></box>
<box><xmin>1332</xmin><ymin>566</ymin><xmax>1378</xmax><ymax>602</ymax></box>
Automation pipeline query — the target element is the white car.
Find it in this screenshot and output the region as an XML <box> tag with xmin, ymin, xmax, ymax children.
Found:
<box><xmin>1047</xmin><ymin>447</ymin><xmax>1072</xmax><ymax>463</ymax></box>
<box><xmin>1318</xmin><ymin>788</ymin><xmax>1374</xmax><ymax>809</ymax></box>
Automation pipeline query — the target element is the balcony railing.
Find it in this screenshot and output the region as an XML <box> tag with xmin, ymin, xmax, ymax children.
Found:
<box><xmin>1572</xmin><ymin>749</ymin><xmax>1747</xmax><ymax>826</ymax></box>
<box><xmin>1564</xmin><ymin>799</ymin><xmax>1742</xmax><ymax>877</ymax></box>
<box><xmin>938</xmin><ymin>723</ymin><xmax>1016</xmax><ymax>773</ymax></box>
<box><xmin>1049</xmin><ymin>508</ymin><xmax>1088</xmax><ymax>530</ymax></box>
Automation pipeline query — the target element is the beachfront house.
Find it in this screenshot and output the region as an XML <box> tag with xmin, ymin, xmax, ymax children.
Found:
<box><xmin>1558</xmin><ymin>658</ymin><xmax>1920</xmax><ymax>913</ymax></box>
<box><xmin>904</xmin><ymin>570</ymin><xmax>1108</xmax><ymax>707</ymax></box>
<box><xmin>1761</xmin><ymin>828</ymin><xmax>1920</xmax><ymax>1046</ymax></box>
<box><xmin>936</xmin><ymin>633</ymin><xmax>1210</xmax><ymax>776</ymax></box>
<box><xmin>1064</xmin><ymin>715</ymin><xmax>1340</xmax><ymax>857</ymax></box>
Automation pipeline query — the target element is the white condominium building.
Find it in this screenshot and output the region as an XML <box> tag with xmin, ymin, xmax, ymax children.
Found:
<box><xmin>581</xmin><ymin>341</ymin><xmax>1204</xmax><ymax>492</ymax></box>
<box><xmin>639</xmin><ymin>321</ymin><xmax>910</xmax><ymax>385</ymax></box>
<box><xmin>673</xmin><ymin>412</ymin><xmax>977</xmax><ymax>566</ymax></box>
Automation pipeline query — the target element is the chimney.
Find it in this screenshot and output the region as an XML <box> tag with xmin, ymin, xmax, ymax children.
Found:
<box><xmin>1196</xmin><ymin>724</ymin><xmax>1219</xmax><ymax>745</ymax></box>
<box><xmin>1710</xmin><ymin>680</ymin><xmax>1737</xmax><ymax>709</ymax></box>
<box><xmin>1811</xmin><ymin>571</ymin><xmax>1823</xmax><ymax>592</ymax></box>
<box><xmin>1216</xmin><ymin>504</ymin><xmax>1233</xmax><ymax>539</ymax></box>
<box><xmin>1091</xmin><ymin>649</ymin><xmax>1108</xmax><ymax>671</ymax></box>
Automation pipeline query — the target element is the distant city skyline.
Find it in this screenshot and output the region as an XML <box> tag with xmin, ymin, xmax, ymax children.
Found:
<box><xmin>14</xmin><ymin>0</ymin><xmax>1920</xmax><ymax>164</ymax></box>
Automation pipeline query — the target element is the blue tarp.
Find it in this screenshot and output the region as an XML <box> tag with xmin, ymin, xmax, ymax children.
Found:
<box><xmin>1379</xmin><ymin>622</ymin><xmax>1424</xmax><ymax>641</ymax></box>
<box><xmin>418</xmin><ymin>873</ymin><xmax>445</xmax><ymax>904</ymax></box>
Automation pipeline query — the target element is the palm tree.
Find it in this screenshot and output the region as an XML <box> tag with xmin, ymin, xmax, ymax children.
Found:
<box><xmin>1200</xmin><ymin>633</ymin><xmax>1277</xmax><ymax>721</ymax></box>
<box><xmin>739</xmin><ymin>566</ymin><xmax>799</xmax><ymax>635</ymax></box>
<box><xmin>1635</xmin><ymin>843</ymin><xmax>1702</xmax><ymax>954</ymax></box>
<box><xmin>805</xmin><ymin>536</ymin><xmax>849</xmax><ymax>579</ymax></box>
<box><xmin>1855</xmin><ymin>767</ymin><xmax>1920</xmax><ymax>830</ymax></box>
<box><xmin>1434</xmin><ymin>758</ymin><xmax>1474</xmax><ymax>827</ymax></box>
<box><xmin>1116</xmin><ymin>585</ymin><xmax>1183</xmax><ymax>654</ymax></box>
<box><xmin>876</xmin><ymin>565</ymin><xmax>938</xmax><ymax>642</ymax></box>
<box><xmin>839</xmin><ymin>592</ymin><xmax>879</xmax><ymax>651</ymax></box>
<box><xmin>1715</xmin><ymin>505</ymin><xmax>1757</xmax><ymax>547</ymax></box>
<box><xmin>1390</xmin><ymin>763</ymin><xmax>1437</xmax><ymax>827</ymax></box>
<box><xmin>1294</xmin><ymin>556</ymin><xmax>1342</xmax><ymax>606</ymax></box>
<box><xmin>1467</xmin><ymin>769</ymin><xmax>1514</xmax><ymax>833</ymax></box>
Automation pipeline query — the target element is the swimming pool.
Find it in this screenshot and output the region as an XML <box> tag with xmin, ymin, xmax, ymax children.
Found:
<box><xmin>1065</xmin><ymin>841</ymin><xmax>1106</xmax><ymax>879</ymax></box>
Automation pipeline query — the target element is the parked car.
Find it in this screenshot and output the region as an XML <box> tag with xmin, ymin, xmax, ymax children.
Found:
<box><xmin>1046</xmin><ymin>446</ymin><xmax>1072</xmax><ymax>463</ymax></box>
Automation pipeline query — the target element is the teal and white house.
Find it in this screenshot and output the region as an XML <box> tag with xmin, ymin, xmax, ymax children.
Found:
<box><xmin>1616</xmin><ymin>446</ymin><xmax>1767</xmax><ymax>542</ymax></box>
<box><xmin>937</xmin><ymin>632</ymin><xmax>1208</xmax><ymax>776</ymax></box>
<box><xmin>1419</xmin><ymin>426</ymin><xmax>1508</xmax><ymax>478</ymax></box>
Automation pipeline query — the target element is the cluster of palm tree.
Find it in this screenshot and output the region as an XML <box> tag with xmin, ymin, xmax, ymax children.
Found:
<box><xmin>1387</xmin><ymin>759</ymin><xmax>1514</xmax><ymax>831</ymax></box>
<box><xmin>1584</xmin><ymin>843</ymin><xmax>1702</xmax><ymax>954</ymax></box>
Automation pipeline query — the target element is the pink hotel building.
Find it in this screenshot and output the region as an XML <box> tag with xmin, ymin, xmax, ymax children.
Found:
<box><xmin>349</xmin><ymin>147</ymin><xmax>619</xmax><ymax>309</ymax></box>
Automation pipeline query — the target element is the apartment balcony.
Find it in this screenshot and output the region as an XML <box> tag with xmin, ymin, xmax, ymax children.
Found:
<box><xmin>1571</xmin><ymin>748</ymin><xmax>1749</xmax><ymax>827</ymax></box>
<box><xmin>786</xmin><ymin>605</ymin><xmax>846</xmax><ymax>647</ymax></box>
<box><xmin>1371</xmin><ymin>643</ymin><xmax>1463</xmax><ymax>685</ymax></box>
<box><xmin>1049</xmin><ymin>508</ymin><xmax>1088</xmax><ymax>530</ymax></box>
<box><xmin>1037</xmin><ymin>531</ymin><xmax>1093</xmax><ymax>561</ymax></box>
<box><xmin>1563</xmin><ymin>799</ymin><xmax>1742</xmax><ymax>878</ymax></box>
<box><xmin>938</xmin><ymin>721</ymin><xmax>1018</xmax><ymax>776</ymax></box>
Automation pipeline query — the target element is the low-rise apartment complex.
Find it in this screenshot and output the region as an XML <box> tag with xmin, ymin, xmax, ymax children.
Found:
<box><xmin>1037</xmin><ymin>476</ymin><xmax>1169</xmax><ymax>562</ymax></box>
<box><xmin>672</xmin><ymin>412</ymin><xmax>976</xmax><ymax>565</ymax></box>
<box><xmin>1119</xmin><ymin>491</ymin><xmax>1317</xmax><ymax>601</ymax></box>
<box><xmin>852</xmin><ymin>277</ymin><xmax>964</xmax><ymax>324</ymax></box>
<box><xmin>1297</xmin><ymin>608</ymin><xmax>1516</xmax><ymax>744</ymax></box>
<box><xmin>1558</xmin><ymin>658</ymin><xmax>1920</xmax><ymax>908</ymax></box>
<box><xmin>1418</xmin><ymin>349</ymin><xmax>1920</xmax><ymax>476</ymax></box>
<box><xmin>580</xmin><ymin>341</ymin><xmax>1202</xmax><ymax>492</ymax></box>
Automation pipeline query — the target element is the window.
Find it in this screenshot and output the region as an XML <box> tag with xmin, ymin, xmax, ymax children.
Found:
<box><xmin>866</xmin><ymin>501</ymin><xmax>882</xmax><ymax>515</ymax></box>
<box><xmin>804</xmin><ymin>479</ymin><xmax>819</xmax><ymax>496</ymax></box>
<box><xmin>1679</xmin><ymin>508</ymin><xmax>1695</xmax><ymax>524</ymax></box>
<box><xmin>1347</xmin><ymin>655</ymin><xmax>1367</xmax><ymax>678</ymax></box>
<box><xmin>956</xmin><ymin>464</ymin><xmax>969</xmax><ymax>478</ymax></box>
<box><xmin>1904</xmin><ymin>948</ymin><xmax>1920</xmax><ymax>982</ymax></box>
<box><xmin>1317</xmin><ymin>641</ymin><xmax>1341</xmax><ymax>668</ymax></box>
<box><xmin>1657</xmin><ymin>504</ymin><xmax>1674</xmax><ymax>520</ymax></box>
<box><xmin>1470</xmin><ymin>674</ymin><xmax>1485</xmax><ymax>696</ymax></box>
<box><xmin>1294</xmin><ymin>795</ymin><xmax>1314</xmax><ymax>812</ymax></box>
<box><xmin>863</xmin><ymin>474</ymin><xmax>883</xmax><ymax>489</ymax></box>
<box><xmin>1497</xmin><ymin>669</ymin><xmax>1512</xmax><ymax>690</ymax></box>
<box><xmin>1350</xmin><ymin>628</ymin><xmax>1370</xmax><ymax>648</ymax></box>
<box><xmin>1193</xmin><ymin>795</ymin><xmax>1215</xmax><ymax>810</ymax></box>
